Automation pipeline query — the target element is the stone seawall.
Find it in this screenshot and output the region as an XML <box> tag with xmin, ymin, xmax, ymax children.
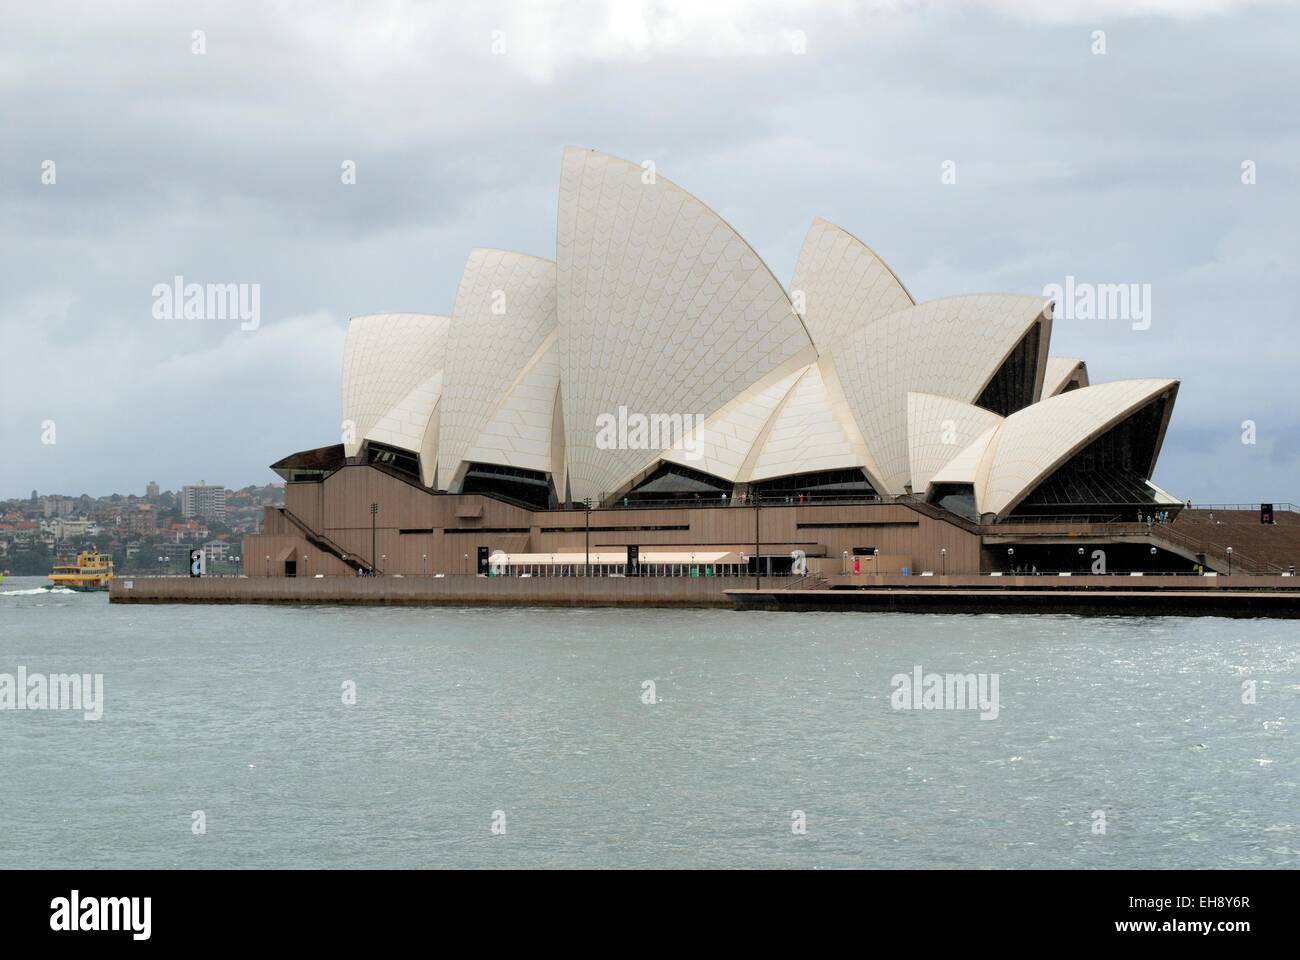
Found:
<box><xmin>110</xmin><ymin>572</ymin><xmax>1300</xmax><ymax>612</ymax></box>
<box><xmin>109</xmin><ymin>574</ymin><xmax>756</xmax><ymax>607</ymax></box>
<box><xmin>727</xmin><ymin>584</ymin><xmax>1300</xmax><ymax>617</ymax></box>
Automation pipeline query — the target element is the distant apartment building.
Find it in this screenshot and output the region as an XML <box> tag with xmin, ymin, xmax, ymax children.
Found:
<box><xmin>120</xmin><ymin>503</ymin><xmax>157</xmax><ymax>535</ymax></box>
<box><xmin>181</xmin><ymin>482</ymin><xmax>227</xmax><ymax>522</ymax></box>
<box><xmin>146</xmin><ymin>480</ymin><xmax>160</xmax><ymax>499</ymax></box>
<box><xmin>47</xmin><ymin>518</ymin><xmax>98</xmax><ymax>541</ymax></box>
<box><xmin>157</xmin><ymin>542</ymin><xmax>195</xmax><ymax>561</ymax></box>
<box><xmin>202</xmin><ymin>539</ymin><xmax>230</xmax><ymax>561</ymax></box>
<box><xmin>40</xmin><ymin>517</ymin><xmax>93</xmax><ymax>541</ymax></box>
<box><xmin>41</xmin><ymin>496</ymin><xmax>75</xmax><ymax>518</ymax></box>
<box><xmin>171</xmin><ymin>520</ymin><xmax>209</xmax><ymax>543</ymax></box>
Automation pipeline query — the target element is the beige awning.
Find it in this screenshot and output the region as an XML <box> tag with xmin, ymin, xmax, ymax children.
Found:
<box><xmin>491</xmin><ymin>550</ymin><xmax>743</xmax><ymax>566</ymax></box>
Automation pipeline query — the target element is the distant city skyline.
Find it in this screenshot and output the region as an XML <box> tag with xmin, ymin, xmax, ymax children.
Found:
<box><xmin>12</xmin><ymin>480</ymin><xmax>277</xmax><ymax>502</ymax></box>
<box><xmin>3</xmin><ymin>1</ymin><xmax>1298</xmax><ymax>501</ymax></box>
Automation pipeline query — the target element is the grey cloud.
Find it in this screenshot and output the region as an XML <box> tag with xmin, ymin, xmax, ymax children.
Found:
<box><xmin>2</xmin><ymin>1</ymin><xmax>1297</xmax><ymax>500</ymax></box>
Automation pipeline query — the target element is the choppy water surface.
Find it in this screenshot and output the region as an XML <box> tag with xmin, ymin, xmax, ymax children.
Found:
<box><xmin>1</xmin><ymin>576</ymin><xmax>1296</xmax><ymax>868</ymax></box>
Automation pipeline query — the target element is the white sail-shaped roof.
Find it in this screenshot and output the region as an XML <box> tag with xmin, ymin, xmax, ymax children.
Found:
<box><xmin>340</xmin><ymin>313</ymin><xmax>450</xmax><ymax>458</ymax></box>
<box><xmin>437</xmin><ymin>249</ymin><xmax>557</xmax><ymax>488</ymax></box>
<box><xmin>660</xmin><ymin>367</ymin><xmax>805</xmax><ymax>481</ymax></box>
<box><xmin>824</xmin><ymin>294</ymin><xmax>1052</xmax><ymax>495</ymax></box>
<box><xmin>789</xmin><ymin>217</ymin><xmax>914</xmax><ymax>353</ymax></box>
<box><xmin>364</xmin><ymin>369</ymin><xmax>445</xmax><ymax>486</ymax></box>
<box><xmin>327</xmin><ymin>149</ymin><xmax>1180</xmax><ymax>513</ymax></box>
<box><xmin>416</xmin><ymin>381</ymin><xmax>443</xmax><ymax>488</ymax></box>
<box><xmin>977</xmin><ymin>378</ymin><xmax>1178</xmax><ymax>517</ymax></box>
<box><xmin>906</xmin><ymin>392</ymin><xmax>1004</xmax><ymax>494</ymax></box>
<box><xmin>929</xmin><ymin>424</ymin><xmax>1000</xmax><ymax>491</ymax></box>
<box><xmin>749</xmin><ymin>362</ymin><xmax>863</xmax><ymax>482</ymax></box>
<box><xmin>1042</xmin><ymin>357</ymin><xmax>1089</xmax><ymax>397</ymax></box>
<box><xmin>555</xmin><ymin>146</ymin><xmax>816</xmax><ymax>501</ymax></box>
<box><xmin>461</xmin><ymin>333</ymin><xmax>561</xmax><ymax>475</ymax></box>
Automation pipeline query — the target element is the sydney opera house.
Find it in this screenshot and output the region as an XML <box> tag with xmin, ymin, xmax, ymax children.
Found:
<box><xmin>244</xmin><ymin>148</ymin><xmax>1185</xmax><ymax>580</ymax></box>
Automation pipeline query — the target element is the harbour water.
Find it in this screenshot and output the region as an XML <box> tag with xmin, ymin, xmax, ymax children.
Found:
<box><xmin>1</xmin><ymin>576</ymin><xmax>1296</xmax><ymax>869</ymax></box>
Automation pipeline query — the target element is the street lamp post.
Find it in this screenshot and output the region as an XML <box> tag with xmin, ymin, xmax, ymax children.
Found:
<box><xmin>1226</xmin><ymin>546</ymin><xmax>1233</xmax><ymax>576</ymax></box>
<box><xmin>753</xmin><ymin>491</ymin><xmax>761</xmax><ymax>589</ymax></box>
<box><xmin>940</xmin><ymin>547</ymin><xmax>947</xmax><ymax>576</ymax></box>
<box><xmin>369</xmin><ymin>502</ymin><xmax>379</xmax><ymax>574</ymax></box>
<box><xmin>584</xmin><ymin>497</ymin><xmax>592</xmax><ymax>577</ymax></box>
<box><xmin>265</xmin><ymin>554</ymin><xmax>270</xmax><ymax>577</ymax></box>
<box><xmin>422</xmin><ymin>553</ymin><xmax>427</xmax><ymax>576</ymax></box>
<box><xmin>1007</xmin><ymin>547</ymin><xmax>1014</xmax><ymax>573</ymax></box>
<box><xmin>463</xmin><ymin>552</ymin><xmax>469</xmax><ymax>576</ymax></box>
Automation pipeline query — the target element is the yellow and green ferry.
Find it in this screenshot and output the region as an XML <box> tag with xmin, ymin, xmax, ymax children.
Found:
<box><xmin>49</xmin><ymin>550</ymin><xmax>115</xmax><ymax>592</ymax></box>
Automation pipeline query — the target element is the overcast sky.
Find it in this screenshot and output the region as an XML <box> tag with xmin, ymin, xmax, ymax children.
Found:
<box><xmin>2</xmin><ymin>0</ymin><xmax>1297</xmax><ymax>502</ymax></box>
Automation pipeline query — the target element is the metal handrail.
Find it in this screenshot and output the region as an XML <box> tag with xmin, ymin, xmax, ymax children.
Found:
<box><xmin>901</xmin><ymin>496</ymin><xmax>982</xmax><ymax>533</ymax></box>
<box><xmin>589</xmin><ymin>493</ymin><xmax>896</xmax><ymax>511</ymax></box>
<box><xmin>1184</xmin><ymin>502</ymin><xmax>1298</xmax><ymax>513</ymax></box>
<box><xmin>991</xmin><ymin>513</ymin><xmax>1123</xmax><ymax>525</ymax></box>
<box><xmin>1149</xmin><ymin>525</ymin><xmax>1285</xmax><ymax>575</ymax></box>
<box><xmin>278</xmin><ymin>507</ymin><xmax>371</xmax><ymax>573</ymax></box>
<box><xmin>982</xmin><ymin>570</ymin><xmax>1293</xmax><ymax>578</ymax></box>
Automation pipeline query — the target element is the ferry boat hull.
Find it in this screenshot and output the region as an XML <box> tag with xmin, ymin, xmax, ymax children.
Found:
<box><xmin>57</xmin><ymin>581</ymin><xmax>112</xmax><ymax>593</ymax></box>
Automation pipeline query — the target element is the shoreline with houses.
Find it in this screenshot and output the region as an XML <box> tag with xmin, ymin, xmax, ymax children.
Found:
<box><xmin>0</xmin><ymin>482</ymin><xmax>283</xmax><ymax>577</ymax></box>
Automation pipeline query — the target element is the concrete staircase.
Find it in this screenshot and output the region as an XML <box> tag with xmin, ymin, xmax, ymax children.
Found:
<box><xmin>1165</xmin><ymin>508</ymin><xmax>1299</xmax><ymax>575</ymax></box>
<box><xmin>276</xmin><ymin>507</ymin><xmax>373</xmax><ymax>574</ymax></box>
